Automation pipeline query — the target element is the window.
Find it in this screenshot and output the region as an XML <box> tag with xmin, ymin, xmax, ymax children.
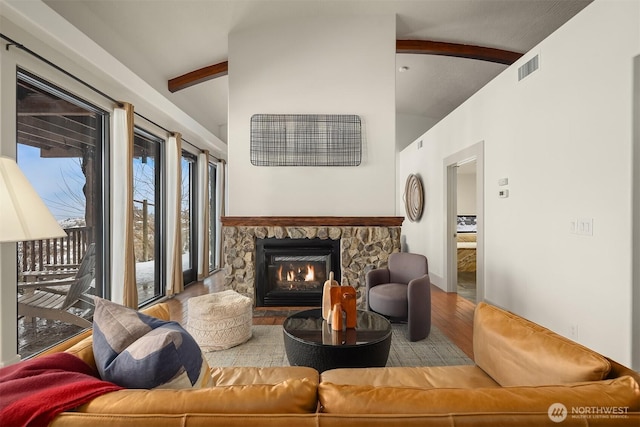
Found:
<box><xmin>16</xmin><ymin>69</ymin><xmax>108</xmax><ymax>358</ymax></box>
<box><xmin>133</xmin><ymin>128</ymin><xmax>164</xmax><ymax>305</ymax></box>
<box><xmin>181</xmin><ymin>151</ymin><xmax>197</xmax><ymax>285</ymax></box>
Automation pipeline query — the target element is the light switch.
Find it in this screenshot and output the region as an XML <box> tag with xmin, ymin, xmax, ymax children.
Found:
<box><xmin>498</xmin><ymin>178</ymin><xmax>508</xmax><ymax>186</ymax></box>
<box><xmin>577</xmin><ymin>218</ymin><xmax>593</xmax><ymax>236</ymax></box>
<box><xmin>498</xmin><ymin>189</ymin><xmax>509</xmax><ymax>198</ymax></box>
<box><xmin>569</xmin><ymin>219</ymin><xmax>577</xmax><ymax>234</ymax></box>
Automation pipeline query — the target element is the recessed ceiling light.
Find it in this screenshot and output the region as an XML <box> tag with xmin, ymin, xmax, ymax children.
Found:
<box><xmin>399</xmin><ymin>66</ymin><xmax>410</xmax><ymax>72</ymax></box>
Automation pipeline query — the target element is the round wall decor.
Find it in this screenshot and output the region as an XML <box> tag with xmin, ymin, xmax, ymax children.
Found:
<box><xmin>404</xmin><ymin>174</ymin><xmax>424</xmax><ymax>222</ymax></box>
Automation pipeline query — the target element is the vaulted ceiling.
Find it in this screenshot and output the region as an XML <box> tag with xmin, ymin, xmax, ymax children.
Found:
<box><xmin>43</xmin><ymin>0</ymin><xmax>592</xmax><ymax>151</ymax></box>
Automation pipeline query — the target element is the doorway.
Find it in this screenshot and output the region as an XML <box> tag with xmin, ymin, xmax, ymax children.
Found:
<box><xmin>456</xmin><ymin>161</ymin><xmax>477</xmax><ymax>302</ymax></box>
<box><xmin>444</xmin><ymin>142</ymin><xmax>484</xmax><ymax>303</ymax></box>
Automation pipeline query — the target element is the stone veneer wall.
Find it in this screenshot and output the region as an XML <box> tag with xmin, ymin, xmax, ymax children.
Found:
<box><xmin>222</xmin><ymin>223</ymin><xmax>402</xmax><ymax>308</ymax></box>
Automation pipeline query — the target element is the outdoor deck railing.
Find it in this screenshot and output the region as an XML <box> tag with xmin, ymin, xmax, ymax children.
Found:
<box><xmin>18</xmin><ymin>227</ymin><xmax>92</xmax><ymax>278</ymax></box>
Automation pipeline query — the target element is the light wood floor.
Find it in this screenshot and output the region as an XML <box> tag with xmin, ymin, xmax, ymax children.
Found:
<box><xmin>164</xmin><ymin>271</ymin><xmax>475</xmax><ymax>359</ymax></box>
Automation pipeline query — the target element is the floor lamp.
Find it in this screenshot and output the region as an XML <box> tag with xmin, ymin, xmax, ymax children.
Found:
<box><xmin>0</xmin><ymin>156</ymin><xmax>67</xmax><ymax>366</ymax></box>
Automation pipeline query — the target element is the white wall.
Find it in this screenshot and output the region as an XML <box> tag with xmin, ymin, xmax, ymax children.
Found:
<box><xmin>633</xmin><ymin>52</ymin><xmax>640</xmax><ymax>372</ymax></box>
<box><xmin>399</xmin><ymin>0</ymin><xmax>640</xmax><ymax>367</ymax></box>
<box><xmin>227</xmin><ymin>14</ymin><xmax>396</xmax><ymax>216</ymax></box>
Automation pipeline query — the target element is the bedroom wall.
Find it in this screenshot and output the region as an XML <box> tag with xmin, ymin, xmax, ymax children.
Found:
<box><xmin>399</xmin><ymin>0</ymin><xmax>640</xmax><ymax>367</ymax></box>
<box><xmin>227</xmin><ymin>14</ymin><xmax>396</xmax><ymax>216</ymax></box>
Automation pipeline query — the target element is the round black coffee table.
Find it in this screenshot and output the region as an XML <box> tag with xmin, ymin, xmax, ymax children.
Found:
<box><xmin>283</xmin><ymin>308</ymin><xmax>392</xmax><ymax>372</ymax></box>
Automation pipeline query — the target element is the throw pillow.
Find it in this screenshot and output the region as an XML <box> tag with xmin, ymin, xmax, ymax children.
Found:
<box><xmin>92</xmin><ymin>297</ymin><xmax>211</xmax><ymax>389</ymax></box>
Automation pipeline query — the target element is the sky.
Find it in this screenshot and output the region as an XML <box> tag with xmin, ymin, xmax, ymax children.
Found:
<box><xmin>17</xmin><ymin>144</ymin><xmax>86</xmax><ymax>221</ymax></box>
<box><xmin>18</xmin><ymin>143</ymin><xmax>191</xmax><ymax>223</ymax></box>
<box><xmin>18</xmin><ymin>144</ymin><xmax>160</xmax><ymax>222</ymax></box>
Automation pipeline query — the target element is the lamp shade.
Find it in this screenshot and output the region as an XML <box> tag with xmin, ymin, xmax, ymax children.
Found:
<box><xmin>0</xmin><ymin>156</ymin><xmax>67</xmax><ymax>242</ymax></box>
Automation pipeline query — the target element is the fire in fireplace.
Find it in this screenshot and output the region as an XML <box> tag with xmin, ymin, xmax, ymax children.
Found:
<box><xmin>276</xmin><ymin>256</ymin><xmax>323</xmax><ymax>288</ymax></box>
<box><xmin>256</xmin><ymin>238</ymin><xmax>340</xmax><ymax>306</ymax></box>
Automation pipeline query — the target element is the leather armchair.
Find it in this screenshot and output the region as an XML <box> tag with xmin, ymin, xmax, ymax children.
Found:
<box><xmin>366</xmin><ymin>252</ymin><xmax>431</xmax><ymax>341</ymax></box>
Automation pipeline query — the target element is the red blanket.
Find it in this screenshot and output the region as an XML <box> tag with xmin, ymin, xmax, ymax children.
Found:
<box><xmin>0</xmin><ymin>352</ymin><xmax>123</xmax><ymax>427</ymax></box>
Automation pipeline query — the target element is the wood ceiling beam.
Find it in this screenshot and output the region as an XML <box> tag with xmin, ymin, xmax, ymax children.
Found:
<box><xmin>396</xmin><ymin>40</ymin><xmax>522</xmax><ymax>65</ymax></box>
<box><xmin>168</xmin><ymin>61</ymin><xmax>228</xmax><ymax>93</ymax></box>
<box><xmin>166</xmin><ymin>40</ymin><xmax>522</xmax><ymax>93</ymax></box>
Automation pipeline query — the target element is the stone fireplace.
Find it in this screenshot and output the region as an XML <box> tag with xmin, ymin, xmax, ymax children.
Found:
<box><xmin>221</xmin><ymin>216</ymin><xmax>403</xmax><ymax>308</ymax></box>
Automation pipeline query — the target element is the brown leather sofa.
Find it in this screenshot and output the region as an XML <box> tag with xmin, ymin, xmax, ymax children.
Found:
<box><xmin>40</xmin><ymin>302</ymin><xmax>639</xmax><ymax>426</ymax></box>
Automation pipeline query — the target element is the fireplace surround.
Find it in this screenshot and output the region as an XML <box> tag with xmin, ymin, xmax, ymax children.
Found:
<box><xmin>221</xmin><ymin>216</ymin><xmax>403</xmax><ymax>308</ymax></box>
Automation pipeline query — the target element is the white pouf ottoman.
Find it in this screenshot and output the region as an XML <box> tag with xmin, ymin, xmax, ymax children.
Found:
<box><xmin>187</xmin><ymin>290</ymin><xmax>253</xmax><ymax>351</ymax></box>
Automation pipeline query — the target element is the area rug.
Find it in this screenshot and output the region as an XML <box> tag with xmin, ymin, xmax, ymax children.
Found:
<box><xmin>204</xmin><ymin>324</ymin><xmax>473</xmax><ymax>368</ymax></box>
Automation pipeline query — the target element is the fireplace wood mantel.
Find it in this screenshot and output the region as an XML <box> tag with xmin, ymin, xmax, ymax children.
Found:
<box><xmin>221</xmin><ymin>216</ymin><xmax>404</xmax><ymax>227</ymax></box>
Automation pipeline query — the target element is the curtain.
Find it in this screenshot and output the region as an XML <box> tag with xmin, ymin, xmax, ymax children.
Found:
<box><xmin>215</xmin><ymin>159</ymin><xmax>226</xmax><ymax>269</ymax></box>
<box><xmin>166</xmin><ymin>133</ymin><xmax>184</xmax><ymax>296</ymax></box>
<box><xmin>111</xmin><ymin>103</ymin><xmax>137</xmax><ymax>308</ymax></box>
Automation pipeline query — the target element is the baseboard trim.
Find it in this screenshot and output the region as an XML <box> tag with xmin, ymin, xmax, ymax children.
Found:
<box><xmin>430</xmin><ymin>273</ymin><xmax>445</xmax><ymax>290</ymax></box>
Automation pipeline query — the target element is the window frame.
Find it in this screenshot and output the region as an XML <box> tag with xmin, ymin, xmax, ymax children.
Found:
<box><xmin>16</xmin><ymin>68</ymin><xmax>110</xmax><ymax>300</ymax></box>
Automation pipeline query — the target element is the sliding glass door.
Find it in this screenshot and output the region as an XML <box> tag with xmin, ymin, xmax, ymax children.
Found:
<box><xmin>181</xmin><ymin>151</ymin><xmax>197</xmax><ymax>285</ymax></box>
<box><xmin>132</xmin><ymin>128</ymin><xmax>164</xmax><ymax>304</ymax></box>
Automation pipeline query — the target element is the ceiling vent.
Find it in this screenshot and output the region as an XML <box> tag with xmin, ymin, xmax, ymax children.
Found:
<box><xmin>518</xmin><ymin>54</ymin><xmax>539</xmax><ymax>81</ymax></box>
